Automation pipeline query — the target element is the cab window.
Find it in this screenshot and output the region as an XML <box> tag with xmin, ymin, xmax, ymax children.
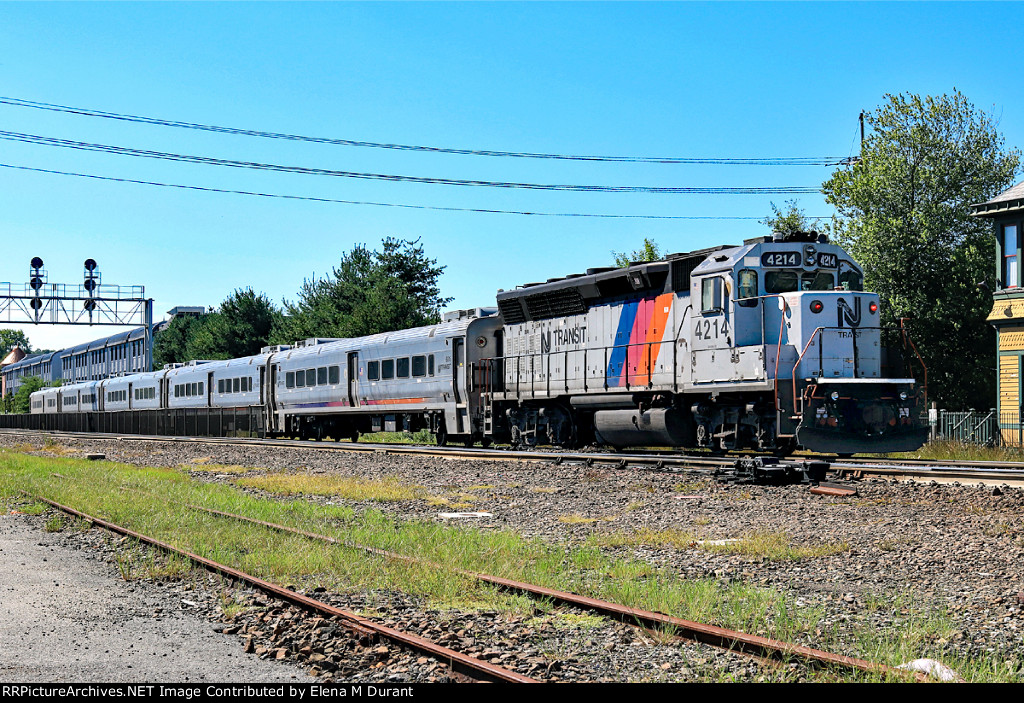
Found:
<box><xmin>701</xmin><ymin>277</ymin><xmax>724</xmax><ymax>312</ymax></box>
<box><xmin>801</xmin><ymin>271</ymin><xmax>834</xmax><ymax>291</ymax></box>
<box><xmin>765</xmin><ymin>270</ymin><xmax>798</xmax><ymax>294</ymax></box>
<box><xmin>737</xmin><ymin>270</ymin><xmax>758</xmax><ymax>307</ymax></box>
<box><xmin>838</xmin><ymin>262</ymin><xmax>863</xmax><ymax>291</ymax></box>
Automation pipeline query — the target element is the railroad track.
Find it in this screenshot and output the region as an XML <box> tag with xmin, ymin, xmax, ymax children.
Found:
<box><xmin>21</xmin><ymin>491</ymin><xmax>537</xmax><ymax>684</ymax></box>
<box><xmin>6</xmin><ymin>427</ymin><xmax>1024</xmax><ymax>486</ymax></box>
<box><xmin>23</xmin><ymin>481</ymin><xmax>922</xmax><ymax>683</ymax></box>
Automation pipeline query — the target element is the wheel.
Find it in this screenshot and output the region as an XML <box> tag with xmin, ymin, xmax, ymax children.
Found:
<box><xmin>480</xmin><ymin>437</ymin><xmax>492</xmax><ymax>448</ymax></box>
<box><xmin>436</xmin><ymin>422</ymin><xmax>448</xmax><ymax>447</ymax></box>
<box><xmin>350</xmin><ymin>429</ymin><xmax>359</xmax><ymax>443</ymax></box>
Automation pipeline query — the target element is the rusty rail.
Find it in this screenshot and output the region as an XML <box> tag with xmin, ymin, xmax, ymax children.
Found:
<box><xmin>159</xmin><ymin>492</ymin><xmax>920</xmax><ymax>681</ymax></box>
<box><xmin>24</xmin><ymin>492</ymin><xmax>537</xmax><ymax>684</ymax></box>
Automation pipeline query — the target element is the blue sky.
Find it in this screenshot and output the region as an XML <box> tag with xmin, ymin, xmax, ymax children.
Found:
<box><xmin>1</xmin><ymin>2</ymin><xmax>1022</xmax><ymax>351</ymax></box>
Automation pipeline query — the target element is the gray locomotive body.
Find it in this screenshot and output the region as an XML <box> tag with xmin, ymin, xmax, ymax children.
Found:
<box><xmin>490</xmin><ymin>232</ymin><xmax>928</xmax><ymax>454</ymax></box>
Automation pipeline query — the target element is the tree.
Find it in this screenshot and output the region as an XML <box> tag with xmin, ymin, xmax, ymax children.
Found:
<box><xmin>822</xmin><ymin>91</ymin><xmax>1021</xmax><ymax>409</ymax></box>
<box><xmin>152</xmin><ymin>313</ymin><xmax>207</xmax><ymax>368</ymax></box>
<box><xmin>612</xmin><ymin>238</ymin><xmax>665</xmax><ymax>267</ymax></box>
<box><xmin>273</xmin><ymin>237</ymin><xmax>452</xmax><ymax>343</ymax></box>
<box><xmin>187</xmin><ymin>289</ymin><xmax>281</xmax><ymax>361</ymax></box>
<box><xmin>760</xmin><ymin>200</ymin><xmax>826</xmax><ymax>236</ymax></box>
<box><xmin>0</xmin><ymin>329</ymin><xmax>31</xmax><ymax>359</ymax></box>
<box><xmin>9</xmin><ymin>375</ymin><xmax>46</xmax><ymax>414</ymax></box>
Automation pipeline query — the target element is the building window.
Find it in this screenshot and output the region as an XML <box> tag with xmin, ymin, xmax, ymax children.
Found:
<box><xmin>1004</xmin><ymin>224</ymin><xmax>1019</xmax><ymax>288</ymax></box>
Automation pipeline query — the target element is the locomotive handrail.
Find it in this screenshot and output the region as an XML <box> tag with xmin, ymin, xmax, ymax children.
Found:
<box><xmin>898</xmin><ymin>318</ymin><xmax>928</xmax><ymax>408</ymax></box>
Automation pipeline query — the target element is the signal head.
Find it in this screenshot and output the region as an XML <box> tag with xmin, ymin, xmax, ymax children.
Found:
<box><xmin>84</xmin><ymin>258</ymin><xmax>97</xmax><ymax>272</ymax></box>
<box><xmin>30</xmin><ymin>257</ymin><xmax>43</xmax><ymax>270</ymax></box>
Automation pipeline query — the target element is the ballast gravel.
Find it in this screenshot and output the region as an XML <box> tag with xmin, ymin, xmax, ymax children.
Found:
<box><xmin>2</xmin><ymin>432</ymin><xmax>1024</xmax><ymax>682</ymax></box>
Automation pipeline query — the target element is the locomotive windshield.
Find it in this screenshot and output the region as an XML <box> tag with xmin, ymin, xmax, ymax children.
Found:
<box><xmin>764</xmin><ymin>270</ymin><xmax>835</xmax><ymax>294</ymax></box>
<box><xmin>838</xmin><ymin>261</ymin><xmax>863</xmax><ymax>291</ymax></box>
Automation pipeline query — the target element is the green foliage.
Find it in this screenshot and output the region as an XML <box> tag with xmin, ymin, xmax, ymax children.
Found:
<box><xmin>153</xmin><ymin>289</ymin><xmax>280</xmax><ymax>367</ymax></box>
<box><xmin>822</xmin><ymin>91</ymin><xmax>1021</xmax><ymax>409</ymax></box>
<box><xmin>0</xmin><ymin>329</ymin><xmax>31</xmax><ymax>359</ymax></box>
<box><xmin>612</xmin><ymin>238</ymin><xmax>664</xmax><ymax>267</ymax></box>
<box><xmin>272</xmin><ymin>237</ymin><xmax>452</xmax><ymax>343</ymax></box>
<box><xmin>186</xmin><ymin>289</ymin><xmax>280</xmax><ymax>361</ymax></box>
<box><xmin>6</xmin><ymin>376</ymin><xmax>47</xmax><ymax>414</ymax></box>
<box><xmin>761</xmin><ymin>199</ymin><xmax>827</xmax><ymax>236</ymax></box>
<box><xmin>152</xmin><ymin>313</ymin><xmax>206</xmax><ymax>368</ymax></box>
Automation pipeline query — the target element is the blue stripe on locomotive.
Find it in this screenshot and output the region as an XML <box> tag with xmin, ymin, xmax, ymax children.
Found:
<box><xmin>605</xmin><ymin>298</ymin><xmax>640</xmax><ymax>386</ymax></box>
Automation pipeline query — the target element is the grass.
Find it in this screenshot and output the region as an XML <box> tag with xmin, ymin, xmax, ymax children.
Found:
<box><xmin>236</xmin><ymin>473</ymin><xmax>429</xmax><ymax>501</ymax></box>
<box><xmin>0</xmin><ymin>445</ymin><xmax>1018</xmax><ymax>682</ymax></box>
<box><xmin>698</xmin><ymin>531</ymin><xmax>849</xmax><ymax>561</ymax></box>
<box><xmin>587</xmin><ymin>528</ymin><xmax>696</xmax><ymax>550</ymax></box>
<box><xmin>876</xmin><ymin>440</ymin><xmax>1024</xmax><ymax>463</ymax></box>
<box><xmin>183</xmin><ymin>463</ymin><xmax>258</xmax><ymax>475</ymax></box>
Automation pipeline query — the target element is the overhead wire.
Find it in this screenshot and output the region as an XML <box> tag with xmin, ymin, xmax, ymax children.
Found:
<box><xmin>0</xmin><ymin>162</ymin><xmax>834</xmax><ymax>219</ymax></box>
<box><xmin>0</xmin><ymin>96</ymin><xmax>849</xmax><ymax>166</ymax></box>
<box><xmin>0</xmin><ymin>130</ymin><xmax>821</xmax><ymax>194</ymax></box>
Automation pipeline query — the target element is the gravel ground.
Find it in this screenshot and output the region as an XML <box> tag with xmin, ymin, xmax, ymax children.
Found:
<box><xmin>3</xmin><ymin>431</ymin><xmax>1023</xmax><ymax>682</ymax></box>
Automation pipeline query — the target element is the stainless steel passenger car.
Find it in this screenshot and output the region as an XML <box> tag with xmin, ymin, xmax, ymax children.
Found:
<box><xmin>266</xmin><ymin>309</ymin><xmax>502</xmax><ymax>444</ymax></box>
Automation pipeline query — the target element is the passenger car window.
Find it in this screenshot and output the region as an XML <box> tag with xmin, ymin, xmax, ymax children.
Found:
<box><xmin>305</xmin><ymin>369</ymin><xmax>316</xmax><ymax>387</ymax></box>
<box><xmin>412</xmin><ymin>356</ymin><xmax>426</xmax><ymax>377</ymax></box>
<box><xmin>382</xmin><ymin>359</ymin><xmax>395</xmax><ymax>380</ymax></box>
<box><xmin>286</xmin><ymin>372</ymin><xmax>295</xmax><ymax>388</ymax></box>
<box><xmin>368</xmin><ymin>361</ymin><xmax>380</xmax><ymax>381</ymax></box>
<box><xmin>317</xmin><ymin>367</ymin><xmax>328</xmax><ymax>385</ymax></box>
<box><xmin>329</xmin><ymin>366</ymin><xmax>340</xmax><ymax>384</ymax></box>
<box><xmin>397</xmin><ymin>358</ymin><xmax>410</xmax><ymax>378</ymax></box>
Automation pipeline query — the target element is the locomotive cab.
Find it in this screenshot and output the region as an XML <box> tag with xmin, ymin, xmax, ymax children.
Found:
<box><xmin>688</xmin><ymin>231</ymin><xmax>928</xmax><ymax>454</ymax></box>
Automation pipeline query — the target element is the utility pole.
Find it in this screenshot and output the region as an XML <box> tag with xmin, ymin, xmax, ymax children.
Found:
<box><xmin>859</xmin><ymin>111</ymin><xmax>865</xmax><ymax>152</ymax></box>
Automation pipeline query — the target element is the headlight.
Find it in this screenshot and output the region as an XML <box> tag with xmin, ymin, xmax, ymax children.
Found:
<box><xmin>830</xmin><ymin>391</ymin><xmax>840</xmax><ymax>401</ymax></box>
<box><xmin>899</xmin><ymin>391</ymin><xmax>908</xmax><ymax>401</ymax></box>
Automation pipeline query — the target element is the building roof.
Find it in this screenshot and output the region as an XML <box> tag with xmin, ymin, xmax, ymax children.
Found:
<box><xmin>1</xmin><ymin>347</ymin><xmax>26</xmax><ymax>367</ymax></box>
<box><xmin>972</xmin><ymin>180</ymin><xmax>1024</xmax><ymax>217</ymax></box>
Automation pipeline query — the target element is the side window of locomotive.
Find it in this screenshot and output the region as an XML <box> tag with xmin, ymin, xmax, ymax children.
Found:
<box><xmin>801</xmin><ymin>271</ymin><xmax>834</xmax><ymax>291</ymax></box>
<box><xmin>382</xmin><ymin>359</ymin><xmax>395</xmax><ymax>380</ymax></box>
<box><xmin>367</xmin><ymin>361</ymin><xmax>380</xmax><ymax>381</ymax></box>
<box><xmin>397</xmin><ymin>357</ymin><xmax>410</xmax><ymax>378</ymax></box>
<box><xmin>838</xmin><ymin>262</ymin><xmax>863</xmax><ymax>291</ymax></box>
<box><xmin>412</xmin><ymin>355</ymin><xmax>426</xmax><ymax>377</ymax></box>
<box><xmin>701</xmin><ymin>276</ymin><xmax>724</xmax><ymax>313</ymax></box>
<box><xmin>765</xmin><ymin>270</ymin><xmax>799</xmax><ymax>294</ymax></box>
<box><xmin>317</xmin><ymin>367</ymin><xmax>328</xmax><ymax>385</ymax></box>
<box><xmin>329</xmin><ymin>366</ymin><xmax>340</xmax><ymax>384</ymax></box>
<box><xmin>737</xmin><ymin>270</ymin><xmax>758</xmax><ymax>307</ymax></box>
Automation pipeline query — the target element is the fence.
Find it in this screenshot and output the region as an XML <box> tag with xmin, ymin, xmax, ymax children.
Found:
<box><xmin>931</xmin><ymin>408</ymin><xmax>1024</xmax><ymax>447</ymax></box>
<box><xmin>0</xmin><ymin>406</ymin><xmax>264</xmax><ymax>438</ymax></box>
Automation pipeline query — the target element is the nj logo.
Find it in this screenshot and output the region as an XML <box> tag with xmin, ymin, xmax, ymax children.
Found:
<box><xmin>837</xmin><ymin>298</ymin><xmax>861</xmax><ymax>328</ymax></box>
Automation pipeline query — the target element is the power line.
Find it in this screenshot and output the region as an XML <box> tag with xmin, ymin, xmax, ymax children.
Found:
<box><xmin>0</xmin><ymin>130</ymin><xmax>822</xmax><ymax>194</ymax></box>
<box><xmin>0</xmin><ymin>162</ymin><xmax>830</xmax><ymax>219</ymax></box>
<box><xmin>0</xmin><ymin>96</ymin><xmax>850</xmax><ymax>166</ymax></box>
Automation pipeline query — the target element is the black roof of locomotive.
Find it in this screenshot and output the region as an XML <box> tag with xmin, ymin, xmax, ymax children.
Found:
<box><xmin>496</xmin><ymin>244</ymin><xmax>735</xmax><ymax>324</ymax></box>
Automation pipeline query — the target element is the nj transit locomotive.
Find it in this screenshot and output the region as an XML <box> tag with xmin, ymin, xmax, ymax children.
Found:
<box><xmin>31</xmin><ymin>232</ymin><xmax>929</xmax><ymax>455</ymax></box>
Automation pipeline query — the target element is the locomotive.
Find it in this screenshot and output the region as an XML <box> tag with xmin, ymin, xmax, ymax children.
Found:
<box><xmin>31</xmin><ymin>232</ymin><xmax>929</xmax><ymax>455</ymax></box>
